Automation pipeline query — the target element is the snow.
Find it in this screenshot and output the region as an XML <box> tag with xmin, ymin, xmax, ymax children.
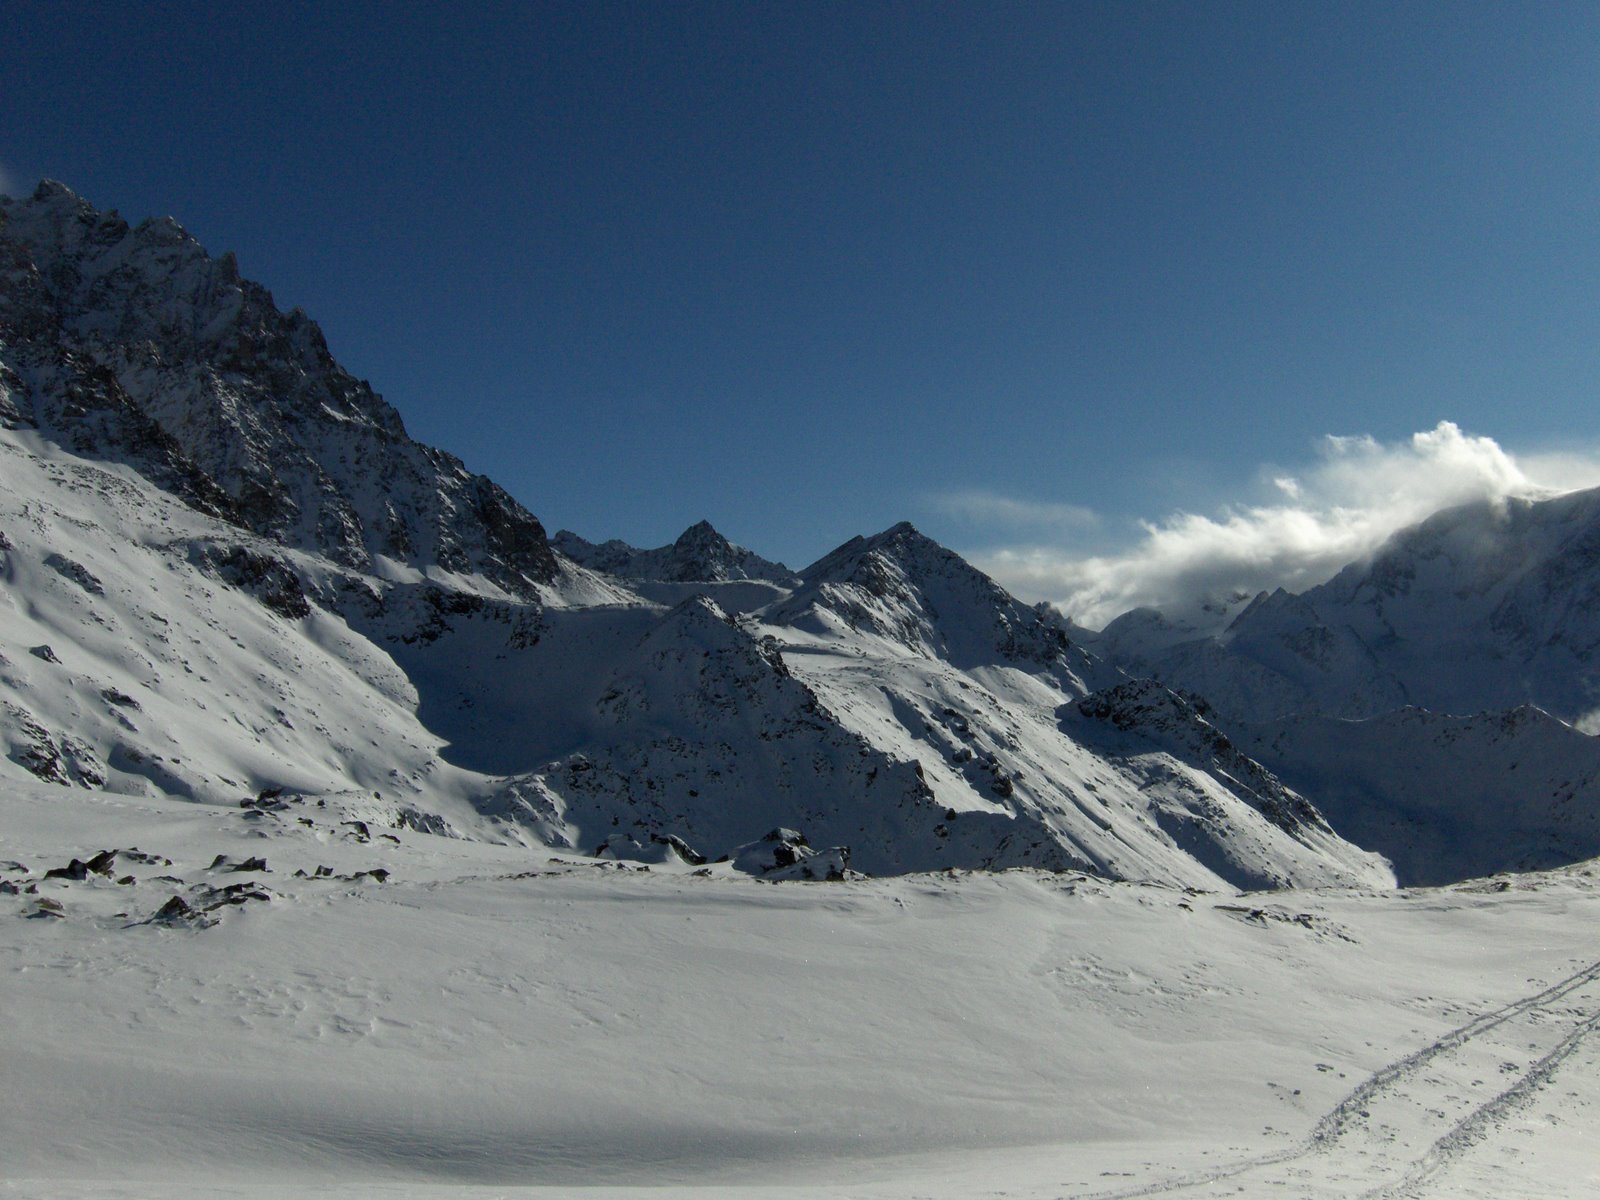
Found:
<box><xmin>1237</xmin><ymin>705</ymin><xmax>1600</xmax><ymax>885</ymax></box>
<box><xmin>4</xmin><ymin>782</ymin><xmax>1600</xmax><ymax>1197</ymax></box>
<box><xmin>1095</xmin><ymin>488</ymin><xmax>1600</xmax><ymax>729</ymax></box>
<box><xmin>7</xmin><ymin>180</ymin><xmax>1600</xmax><ymax>1195</ymax></box>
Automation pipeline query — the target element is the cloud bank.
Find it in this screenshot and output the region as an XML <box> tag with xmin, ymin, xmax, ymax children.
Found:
<box><xmin>973</xmin><ymin>422</ymin><xmax>1600</xmax><ymax>629</ymax></box>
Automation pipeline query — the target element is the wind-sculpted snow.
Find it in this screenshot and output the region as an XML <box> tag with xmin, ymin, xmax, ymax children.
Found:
<box><xmin>0</xmin><ymin>182</ymin><xmax>557</xmax><ymax>595</ymax></box>
<box><xmin>6</xmin><ymin>781</ymin><xmax>1600</xmax><ymax>1196</ymax></box>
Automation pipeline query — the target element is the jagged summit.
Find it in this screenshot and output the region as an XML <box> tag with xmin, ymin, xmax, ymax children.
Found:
<box><xmin>0</xmin><ymin>183</ymin><xmax>557</xmax><ymax>595</ymax></box>
<box><xmin>798</xmin><ymin>520</ymin><xmax>927</xmax><ymax>577</ymax></box>
<box><xmin>553</xmin><ymin>519</ymin><xmax>798</xmax><ymax>584</ymax></box>
<box><xmin>551</xmin><ymin>530</ymin><xmax>640</xmax><ymax>574</ymax></box>
<box><xmin>771</xmin><ymin>522</ymin><xmax>1106</xmax><ymax>686</ymax></box>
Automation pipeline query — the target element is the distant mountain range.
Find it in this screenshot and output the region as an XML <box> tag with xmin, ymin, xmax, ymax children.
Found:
<box><xmin>554</xmin><ymin>521</ymin><xmax>801</xmax><ymax>586</ymax></box>
<box><xmin>3</xmin><ymin>181</ymin><xmax>1596</xmax><ymax>888</ymax></box>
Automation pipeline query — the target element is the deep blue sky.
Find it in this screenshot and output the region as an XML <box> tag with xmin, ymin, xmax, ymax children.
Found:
<box><xmin>6</xmin><ymin>2</ymin><xmax>1599</xmax><ymax>572</ymax></box>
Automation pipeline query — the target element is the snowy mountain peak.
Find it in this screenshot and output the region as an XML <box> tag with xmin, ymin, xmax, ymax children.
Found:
<box><xmin>800</xmin><ymin>521</ymin><xmax>936</xmax><ymax>578</ymax></box>
<box><xmin>678</xmin><ymin>517</ymin><xmax>721</xmax><ymax>540</ymax></box>
<box><xmin>656</xmin><ymin>518</ymin><xmax>787</xmax><ymax>581</ymax></box>
<box><xmin>774</xmin><ymin>523</ymin><xmax>1106</xmax><ymax>687</ymax></box>
<box><xmin>552</xmin><ymin>520</ymin><xmax>797</xmax><ymax>584</ymax></box>
<box><xmin>551</xmin><ymin>530</ymin><xmax>640</xmax><ymax>574</ymax></box>
<box><xmin>30</xmin><ymin>178</ymin><xmax>81</xmax><ymax>203</ymax></box>
<box><xmin>16</xmin><ymin>179</ymin><xmax>103</xmax><ymax>226</ymax></box>
<box><xmin>0</xmin><ymin>184</ymin><xmax>558</xmax><ymax>596</ymax></box>
<box><xmin>1105</xmin><ymin>484</ymin><xmax>1600</xmax><ymax>726</ymax></box>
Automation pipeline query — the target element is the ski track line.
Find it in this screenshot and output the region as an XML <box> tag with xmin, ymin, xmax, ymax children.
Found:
<box><xmin>1073</xmin><ymin>955</ymin><xmax>1600</xmax><ymax>1200</ymax></box>
<box><xmin>1362</xmin><ymin>1001</ymin><xmax>1600</xmax><ymax>1199</ymax></box>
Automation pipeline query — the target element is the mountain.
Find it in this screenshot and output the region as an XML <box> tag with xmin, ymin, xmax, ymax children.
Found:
<box><xmin>413</xmin><ymin>521</ymin><xmax>1392</xmax><ymax>886</ymax></box>
<box><xmin>1233</xmin><ymin>704</ymin><xmax>1600</xmax><ymax>886</ymax></box>
<box><xmin>554</xmin><ymin>520</ymin><xmax>799</xmax><ymax>585</ymax></box>
<box><xmin>0</xmin><ymin>181</ymin><xmax>556</xmax><ymax>596</ymax></box>
<box><xmin>8</xmin><ymin>179</ymin><xmax>1568</xmax><ymax>891</ymax></box>
<box><xmin>1093</xmin><ymin>488</ymin><xmax>1600</xmax><ymax>728</ymax></box>
<box><xmin>1082</xmin><ymin>489</ymin><xmax>1600</xmax><ymax>884</ymax></box>
<box><xmin>748</xmin><ymin>524</ymin><xmax>1388</xmax><ymax>889</ymax></box>
<box><xmin>773</xmin><ymin>522</ymin><xmax>1101</xmax><ymax>681</ymax></box>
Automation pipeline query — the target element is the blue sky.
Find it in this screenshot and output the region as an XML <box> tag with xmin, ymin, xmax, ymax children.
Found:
<box><xmin>6</xmin><ymin>2</ymin><xmax>1599</xmax><ymax>618</ymax></box>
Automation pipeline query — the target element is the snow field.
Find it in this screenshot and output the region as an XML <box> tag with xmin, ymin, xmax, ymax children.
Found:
<box><xmin>4</xmin><ymin>785</ymin><xmax>1599</xmax><ymax>1198</ymax></box>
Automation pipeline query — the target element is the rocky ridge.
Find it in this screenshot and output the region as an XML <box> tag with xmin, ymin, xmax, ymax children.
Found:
<box><xmin>0</xmin><ymin>181</ymin><xmax>556</xmax><ymax>596</ymax></box>
<box><xmin>554</xmin><ymin>520</ymin><xmax>799</xmax><ymax>585</ymax></box>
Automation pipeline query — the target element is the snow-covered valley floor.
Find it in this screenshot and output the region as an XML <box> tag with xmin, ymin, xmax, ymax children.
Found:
<box><xmin>4</xmin><ymin>783</ymin><xmax>1599</xmax><ymax>1199</ymax></box>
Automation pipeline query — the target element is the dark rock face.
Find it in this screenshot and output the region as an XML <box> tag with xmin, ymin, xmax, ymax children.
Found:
<box><xmin>5</xmin><ymin>703</ymin><xmax>104</xmax><ymax>788</ymax></box>
<box><xmin>151</xmin><ymin>895</ymin><xmax>194</xmax><ymax>923</ymax></box>
<box><xmin>0</xmin><ymin>182</ymin><xmax>557</xmax><ymax>596</ymax></box>
<box><xmin>189</xmin><ymin>544</ymin><xmax>311</xmax><ymax>619</ymax></box>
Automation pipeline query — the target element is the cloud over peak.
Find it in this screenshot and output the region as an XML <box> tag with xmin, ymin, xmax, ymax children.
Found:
<box><xmin>972</xmin><ymin>422</ymin><xmax>1600</xmax><ymax>630</ymax></box>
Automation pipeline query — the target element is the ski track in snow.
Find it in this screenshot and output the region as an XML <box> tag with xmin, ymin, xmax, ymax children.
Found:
<box><xmin>1080</xmin><ymin>955</ymin><xmax>1600</xmax><ymax>1199</ymax></box>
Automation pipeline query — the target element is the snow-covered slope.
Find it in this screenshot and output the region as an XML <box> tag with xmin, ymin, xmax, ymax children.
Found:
<box><xmin>7</xmin><ymin>781</ymin><xmax>1600</xmax><ymax>1198</ymax></box>
<box><xmin>0</xmin><ymin>424</ymin><xmax>529</xmax><ymax>839</ymax></box>
<box><xmin>1235</xmin><ymin>704</ymin><xmax>1600</xmax><ymax>885</ymax></box>
<box><xmin>774</xmin><ymin>522</ymin><xmax>1104</xmax><ymax>682</ymax></box>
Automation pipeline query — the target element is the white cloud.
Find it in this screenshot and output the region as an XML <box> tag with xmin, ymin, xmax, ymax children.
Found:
<box><xmin>972</xmin><ymin>422</ymin><xmax>1600</xmax><ymax>630</ymax></box>
<box><xmin>926</xmin><ymin>488</ymin><xmax>1099</xmax><ymax>532</ymax></box>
